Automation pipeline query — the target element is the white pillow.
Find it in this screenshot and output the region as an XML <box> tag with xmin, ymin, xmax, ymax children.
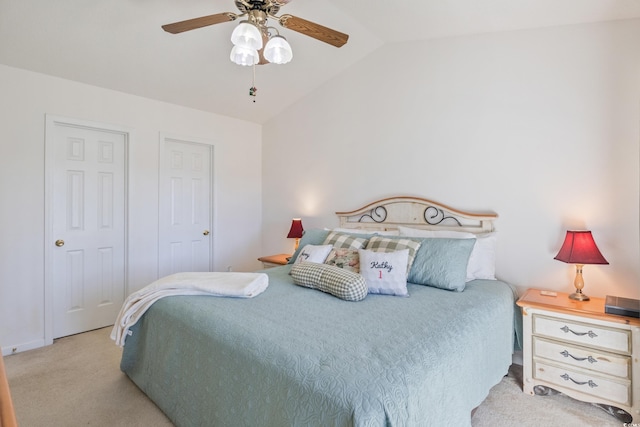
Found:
<box><xmin>358</xmin><ymin>249</ymin><xmax>409</xmax><ymax>296</ymax></box>
<box><xmin>292</xmin><ymin>244</ymin><xmax>333</xmax><ymax>265</ymax></box>
<box><xmin>467</xmin><ymin>233</ymin><xmax>496</xmax><ymax>280</ymax></box>
<box><xmin>371</xmin><ymin>229</ymin><xmax>400</xmax><ymax>236</ymax></box>
<box><xmin>397</xmin><ymin>226</ymin><xmax>496</xmax><ymax>281</ymax></box>
<box><xmin>397</xmin><ymin>226</ymin><xmax>475</xmax><ymax>239</ymax></box>
<box><xmin>332</xmin><ymin>227</ymin><xmax>400</xmax><ymax>236</ymax></box>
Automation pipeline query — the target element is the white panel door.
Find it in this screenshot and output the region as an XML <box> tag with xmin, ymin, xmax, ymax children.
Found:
<box><xmin>48</xmin><ymin>120</ymin><xmax>127</xmax><ymax>339</ymax></box>
<box><xmin>159</xmin><ymin>137</ymin><xmax>212</xmax><ymax>277</ymax></box>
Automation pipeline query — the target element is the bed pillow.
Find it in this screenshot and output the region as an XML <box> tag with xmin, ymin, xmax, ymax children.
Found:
<box><xmin>398</xmin><ymin>225</ymin><xmax>475</xmax><ymax>240</ymax></box>
<box><xmin>466</xmin><ymin>233</ymin><xmax>497</xmax><ymax>280</ymax></box>
<box><xmin>292</xmin><ymin>244</ymin><xmax>333</xmax><ymax>265</ymax></box>
<box><xmin>364</xmin><ymin>236</ymin><xmax>422</xmax><ymax>274</ymax></box>
<box><xmin>288</xmin><ymin>229</ymin><xmax>330</xmax><ymax>264</ymax></box>
<box><xmin>322</xmin><ymin>231</ymin><xmax>369</xmax><ymax>250</ymax></box>
<box><xmin>358</xmin><ymin>249</ymin><xmax>409</xmax><ymax>296</ymax></box>
<box><xmin>408</xmin><ymin>238</ymin><xmax>476</xmax><ymax>291</ymax></box>
<box><xmin>397</xmin><ymin>226</ymin><xmax>497</xmax><ymax>281</ymax></box>
<box><xmin>333</xmin><ymin>227</ymin><xmax>400</xmax><ymax>236</ymax></box>
<box><xmin>290</xmin><ymin>262</ymin><xmax>368</xmax><ymax>301</ymax></box>
<box><xmin>324</xmin><ymin>248</ymin><xmax>360</xmax><ymax>273</ymax></box>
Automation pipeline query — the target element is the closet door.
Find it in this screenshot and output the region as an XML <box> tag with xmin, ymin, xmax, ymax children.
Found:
<box><xmin>158</xmin><ymin>136</ymin><xmax>213</xmax><ymax>277</ymax></box>
<box><xmin>46</xmin><ymin>116</ymin><xmax>128</xmax><ymax>339</ymax></box>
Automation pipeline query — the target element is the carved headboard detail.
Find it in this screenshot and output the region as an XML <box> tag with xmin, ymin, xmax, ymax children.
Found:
<box><xmin>336</xmin><ymin>196</ymin><xmax>497</xmax><ymax>235</ymax></box>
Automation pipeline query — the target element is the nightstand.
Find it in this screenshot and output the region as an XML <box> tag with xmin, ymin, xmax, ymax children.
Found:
<box><xmin>517</xmin><ymin>288</ymin><xmax>640</xmax><ymax>422</ymax></box>
<box><xmin>257</xmin><ymin>253</ymin><xmax>291</xmax><ymax>268</ymax></box>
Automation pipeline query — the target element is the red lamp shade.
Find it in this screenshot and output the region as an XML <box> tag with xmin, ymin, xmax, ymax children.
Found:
<box><xmin>286</xmin><ymin>218</ymin><xmax>304</xmax><ymax>239</ymax></box>
<box><xmin>554</xmin><ymin>230</ymin><xmax>608</xmax><ymax>302</ymax></box>
<box><xmin>554</xmin><ymin>231</ymin><xmax>608</xmax><ymax>265</ymax></box>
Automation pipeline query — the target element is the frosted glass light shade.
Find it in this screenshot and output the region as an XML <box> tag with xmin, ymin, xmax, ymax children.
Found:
<box><xmin>263</xmin><ymin>35</ymin><xmax>293</xmax><ymax>64</ymax></box>
<box><xmin>230</xmin><ymin>21</ymin><xmax>263</xmax><ymax>50</ymax></box>
<box><xmin>230</xmin><ymin>45</ymin><xmax>259</xmax><ymax>66</ymax></box>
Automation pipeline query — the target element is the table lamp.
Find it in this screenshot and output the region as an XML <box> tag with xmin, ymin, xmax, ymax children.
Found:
<box><xmin>287</xmin><ymin>218</ymin><xmax>304</xmax><ymax>251</ymax></box>
<box><xmin>554</xmin><ymin>230</ymin><xmax>608</xmax><ymax>301</ymax></box>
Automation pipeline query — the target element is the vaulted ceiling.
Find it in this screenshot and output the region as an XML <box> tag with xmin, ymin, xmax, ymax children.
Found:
<box><xmin>1</xmin><ymin>0</ymin><xmax>639</xmax><ymax>123</ymax></box>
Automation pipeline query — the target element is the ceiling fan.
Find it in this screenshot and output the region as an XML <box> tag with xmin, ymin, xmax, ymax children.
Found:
<box><xmin>162</xmin><ymin>0</ymin><xmax>349</xmax><ymax>66</ymax></box>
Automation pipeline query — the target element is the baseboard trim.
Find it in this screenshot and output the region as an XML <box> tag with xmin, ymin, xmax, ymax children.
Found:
<box><xmin>2</xmin><ymin>339</ymin><xmax>46</xmax><ymax>356</ymax></box>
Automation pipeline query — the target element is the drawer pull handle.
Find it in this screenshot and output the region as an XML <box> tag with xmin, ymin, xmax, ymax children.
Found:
<box><xmin>560</xmin><ymin>373</ymin><xmax>598</xmax><ymax>388</ymax></box>
<box><xmin>560</xmin><ymin>350</ymin><xmax>597</xmax><ymax>364</ymax></box>
<box><xmin>560</xmin><ymin>326</ymin><xmax>597</xmax><ymax>338</ymax></box>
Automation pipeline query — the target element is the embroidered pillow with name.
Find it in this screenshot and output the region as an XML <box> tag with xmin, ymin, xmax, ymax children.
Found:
<box><xmin>358</xmin><ymin>249</ymin><xmax>409</xmax><ymax>296</ymax></box>
<box><xmin>292</xmin><ymin>244</ymin><xmax>333</xmax><ymax>265</ymax></box>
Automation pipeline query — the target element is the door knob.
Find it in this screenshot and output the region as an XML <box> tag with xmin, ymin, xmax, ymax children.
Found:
<box><xmin>55</xmin><ymin>239</ymin><xmax>65</xmax><ymax>247</ymax></box>
<box><xmin>203</xmin><ymin>230</ymin><xmax>210</xmax><ymax>236</ymax></box>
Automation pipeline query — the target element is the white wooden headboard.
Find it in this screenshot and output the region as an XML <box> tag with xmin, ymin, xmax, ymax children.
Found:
<box><xmin>336</xmin><ymin>196</ymin><xmax>497</xmax><ymax>235</ymax></box>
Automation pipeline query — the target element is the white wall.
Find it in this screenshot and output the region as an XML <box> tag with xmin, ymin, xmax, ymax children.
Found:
<box><xmin>262</xmin><ymin>20</ymin><xmax>640</xmax><ymax>299</ymax></box>
<box><xmin>0</xmin><ymin>64</ymin><xmax>263</xmax><ymax>354</ymax></box>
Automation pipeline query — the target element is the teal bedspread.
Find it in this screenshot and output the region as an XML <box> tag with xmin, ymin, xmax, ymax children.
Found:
<box><xmin>121</xmin><ymin>265</ymin><xmax>515</xmax><ymax>427</ymax></box>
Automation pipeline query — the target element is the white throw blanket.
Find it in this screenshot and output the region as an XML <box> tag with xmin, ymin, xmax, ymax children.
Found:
<box><xmin>110</xmin><ymin>271</ymin><xmax>269</xmax><ymax>346</ymax></box>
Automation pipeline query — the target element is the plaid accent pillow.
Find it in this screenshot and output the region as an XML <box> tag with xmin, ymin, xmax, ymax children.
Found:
<box><xmin>365</xmin><ymin>236</ymin><xmax>422</xmax><ymax>274</ymax></box>
<box><xmin>290</xmin><ymin>262</ymin><xmax>368</xmax><ymax>301</ymax></box>
<box><xmin>322</xmin><ymin>231</ymin><xmax>369</xmax><ymax>250</ymax></box>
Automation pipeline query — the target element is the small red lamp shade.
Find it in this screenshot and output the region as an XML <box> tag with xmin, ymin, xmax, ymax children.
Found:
<box><xmin>287</xmin><ymin>218</ymin><xmax>304</xmax><ymax>250</ymax></box>
<box><xmin>554</xmin><ymin>230</ymin><xmax>608</xmax><ymax>301</ymax></box>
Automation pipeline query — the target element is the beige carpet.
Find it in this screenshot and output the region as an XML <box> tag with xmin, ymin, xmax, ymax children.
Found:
<box><xmin>4</xmin><ymin>327</ymin><xmax>172</xmax><ymax>427</ymax></box>
<box><xmin>4</xmin><ymin>327</ymin><xmax>621</xmax><ymax>427</ymax></box>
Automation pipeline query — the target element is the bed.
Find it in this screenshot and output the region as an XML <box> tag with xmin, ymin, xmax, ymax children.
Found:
<box><xmin>117</xmin><ymin>196</ymin><xmax>518</xmax><ymax>427</ymax></box>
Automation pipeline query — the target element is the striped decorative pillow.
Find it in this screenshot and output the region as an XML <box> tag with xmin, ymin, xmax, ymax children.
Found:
<box><xmin>290</xmin><ymin>262</ymin><xmax>368</xmax><ymax>301</ymax></box>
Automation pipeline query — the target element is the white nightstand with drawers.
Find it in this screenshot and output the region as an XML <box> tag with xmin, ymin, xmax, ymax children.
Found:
<box><xmin>257</xmin><ymin>253</ymin><xmax>291</xmax><ymax>268</ymax></box>
<box><xmin>517</xmin><ymin>288</ymin><xmax>640</xmax><ymax>423</ymax></box>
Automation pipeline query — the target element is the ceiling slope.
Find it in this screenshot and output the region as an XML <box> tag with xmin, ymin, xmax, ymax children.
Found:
<box><xmin>1</xmin><ymin>0</ymin><xmax>638</xmax><ymax>124</ymax></box>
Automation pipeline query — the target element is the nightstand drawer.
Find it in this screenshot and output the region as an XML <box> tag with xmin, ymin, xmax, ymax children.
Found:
<box><xmin>533</xmin><ymin>360</ymin><xmax>631</xmax><ymax>406</ymax></box>
<box><xmin>533</xmin><ymin>337</ymin><xmax>630</xmax><ymax>379</ymax></box>
<box><xmin>533</xmin><ymin>314</ymin><xmax>631</xmax><ymax>354</ymax></box>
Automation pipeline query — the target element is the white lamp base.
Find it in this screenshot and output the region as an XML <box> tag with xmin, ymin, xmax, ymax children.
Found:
<box><xmin>568</xmin><ymin>264</ymin><xmax>590</xmax><ymax>301</ymax></box>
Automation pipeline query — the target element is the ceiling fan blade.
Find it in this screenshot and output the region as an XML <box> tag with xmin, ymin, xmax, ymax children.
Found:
<box><xmin>279</xmin><ymin>14</ymin><xmax>348</xmax><ymax>48</ymax></box>
<box><xmin>162</xmin><ymin>13</ymin><xmax>237</xmax><ymax>34</ymax></box>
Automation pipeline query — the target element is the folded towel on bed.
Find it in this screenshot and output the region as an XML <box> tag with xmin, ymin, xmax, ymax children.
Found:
<box><xmin>110</xmin><ymin>272</ymin><xmax>269</xmax><ymax>346</ymax></box>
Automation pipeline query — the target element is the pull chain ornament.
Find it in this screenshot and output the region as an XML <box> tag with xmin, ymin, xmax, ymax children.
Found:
<box><xmin>249</xmin><ymin>64</ymin><xmax>257</xmax><ymax>102</ymax></box>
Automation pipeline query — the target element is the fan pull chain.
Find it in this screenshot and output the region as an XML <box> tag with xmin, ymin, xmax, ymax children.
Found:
<box><xmin>249</xmin><ymin>63</ymin><xmax>257</xmax><ymax>102</ymax></box>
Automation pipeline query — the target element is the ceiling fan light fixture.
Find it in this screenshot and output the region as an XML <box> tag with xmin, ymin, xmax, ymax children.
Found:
<box><xmin>263</xmin><ymin>35</ymin><xmax>293</xmax><ymax>64</ymax></box>
<box><xmin>230</xmin><ymin>21</ymin><xmax>263</xmax><ymax>50</ymax></box>
<box><xmin>229</xmin><ymin>45</ymin><xmax>259</xmax><ymax>66</ymax></box>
